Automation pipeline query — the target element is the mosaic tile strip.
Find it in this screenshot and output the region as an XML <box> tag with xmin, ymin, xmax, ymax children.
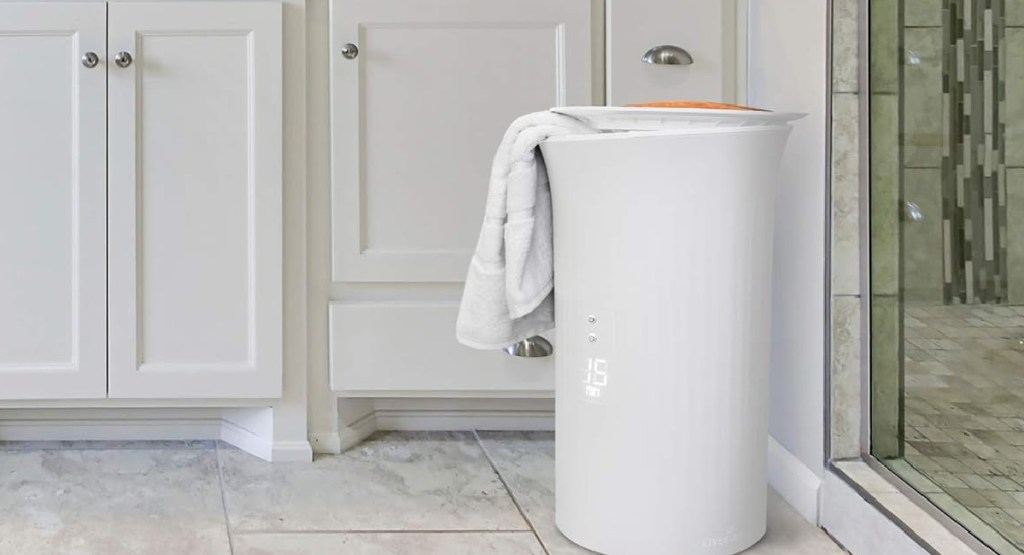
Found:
<box><xmin>941</xmin><ymin>0</ymin><xmax>1009</xmax><ymax>304</ymax></box>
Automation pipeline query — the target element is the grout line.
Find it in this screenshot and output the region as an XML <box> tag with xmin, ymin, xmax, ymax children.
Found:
<box><xmin>823</xmin><ymin>528</ymin><xmax>855</xmax><ymax>554</ymax></box>
<box><xmin>473</xmin><ymin>430</ymin><xmax>551</xmax><ymax>555</ymax></box>
<box><xmin>214</xmin><ymin>442</ymin><xmax>236</xmax><ymax>555</ymax></box>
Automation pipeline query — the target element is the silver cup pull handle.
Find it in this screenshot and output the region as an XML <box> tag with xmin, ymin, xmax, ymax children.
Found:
<box><xmin>641</xmin><ymin>45</ymin><xmax>694</xmax><ymax>65</ymax></box>
<box><xmin>504</xmin><ymin>336</ymin><xmax>553</xmax><ymax>358</ymax></box>
<box><xmin>114</xmin><ymin>51</ymin><xmax>133</xmax><ymax>68</ymax></box>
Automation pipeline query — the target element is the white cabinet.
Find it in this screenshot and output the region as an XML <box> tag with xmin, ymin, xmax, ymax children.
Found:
<box><xmin>107</xmin><ymin>2</ymin><xmax>283</xmax><ymax>398</ymax></box>
<box><xmin>0</xmin><ymin>2</ymin><xmax>283</xmax><ymax>400</ymax></box>
<box><xmin>0</xmin><ymin>3</ymin><xmax>107</xmax><ymax>399</ymax></box>
<box><xmin>329</xmin><ymin>0</ymin><xmax>591</xmax><ymax>394</ymax></box>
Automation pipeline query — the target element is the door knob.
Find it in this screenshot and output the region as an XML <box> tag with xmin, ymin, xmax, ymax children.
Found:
<box><xmin>641</xmin><ymin>45</ymin><xmax>694</xmax><ymax>65</ymax></box>
<box><xmin>114</xmin><ymin>51</ymin><xmax>133</xmax><ymax>68</ymax></box>
<box><xmin>340</xmin><ymin>43</ymin><xmax>359</xmax><ymax>59</ymax></box>
<box><xmin>81</xmin><ymin>52</ymin><xmax>99</xmax><ymax>68</ymax></box>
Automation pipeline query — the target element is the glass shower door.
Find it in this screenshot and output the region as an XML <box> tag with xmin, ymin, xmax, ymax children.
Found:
<box><xmin>870</xmin><ymin>0</ymin><xmax>1024</xmax><ymax>551</ymax></box>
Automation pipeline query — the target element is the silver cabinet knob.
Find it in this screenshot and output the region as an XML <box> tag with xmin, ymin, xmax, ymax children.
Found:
<box><xmin>340</xmin><ymin>43</ymin><xmax>359</xmax><ymax>59</ymax></box>
<box><xmin>114</xmin><ymin>51</ymin><xmax>133</xmax><ymax>68</ymax></box>
<box><xmin>641</xmin><ymin>45</ymin><xmax>694</xmax><ymax>65</ymax></box>
<box><xmin>81</xmin><ymin>52</ymin><xmax>99</xmax><ymax>68</ymax></box>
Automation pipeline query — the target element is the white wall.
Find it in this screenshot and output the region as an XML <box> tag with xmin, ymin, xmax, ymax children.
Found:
<box><xmin>747</xmin><ymin>0</ymin><xmax>829</xmax><ymax>519</ymax></box>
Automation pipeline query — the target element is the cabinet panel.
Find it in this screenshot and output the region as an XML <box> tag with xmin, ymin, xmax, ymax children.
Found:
<box><xmin>330</xmin><ymin>0</ymin><xmax>592</xmax><ymax>282</ymax></box>
<box><xmin>0</xmin><ymin>3</ymin><xmax>106</xmax><ymax>399</ymax></box>
<box><xmin>330</xmin><ymin>303</ymin><xmax>554</xmax><ymax>395</ymax></box>
<box><xmin>108</xmin><ymin>2</ymin><xmax>283</xmax><ymax>398</ymax></box>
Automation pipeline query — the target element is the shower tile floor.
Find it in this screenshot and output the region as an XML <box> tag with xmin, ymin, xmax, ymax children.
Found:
<box><xmin>896</xmin><ymin>304</ymin><xmax>1024</xmax><ymax>554</ymax></box>
<box><xmin>0</xmin><ymin>432</ymin><xmax>844</xmax><ymax>554</ymax></box>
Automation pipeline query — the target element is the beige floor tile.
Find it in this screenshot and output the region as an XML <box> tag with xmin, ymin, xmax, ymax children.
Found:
<box><xmin>0</xmin><ymin>434</ymin><xmax>848</xmax><ymax>555</ymax></box>
<box><xmin>906</xmin><ymin>454</ymin><xmax>943</xmax><ymax>471</ymax></box>
<box><xmin>928</xmin><ymin>471</ymin><xmax>970</xmax><ymax>489</ymax></box>
<box><xmin>885</xmin><ymin>459</ymin><xmax>943</xmax><ymax>493</ymax></box>
<box><xmin>478</xmin><ymin>432</ymin><xmax>844</xmax><ymax>555</ymax></box>
<box><xmin>926</xmin><ymin>493</ymin><xmax>1024</xmax><ymax>554</ymax></box>
<box><xmin>996</xmin><ymin>523</ymin><xmax>1024</xmax><ymax>547</ymax></box>
<box><xmin>219</xmin><ymin>432</ymin><xmax>528</xmax><ymax>533</ymax></box>
<box><xmin>979</xmin><ymin>489</ymin><xmax>1024</xmax><ymax>510</ymax></box>
<box><xmin>955</xmin><ymin>473</ymin><xmax>997</xmax><ymax>490</ymax></box>
<box><xmin>232</xmin><ymin>532</ymin><xmax>545</xmax><ymax>554</ymax></box>
<box><xmin>1004</xmin><ymin>419</ymin><xmax>1024</xmax><ymax>433</ymax></box>
<box><xmin>932</xmin><ymin>457</ymin><xmax>972</xmax><ymax>473</ymax></box>
<box><xmin>477</xmin><ymin>432</ymin><xmax>594</xmax><ymax>554</ymax></box>
<box><xmin>972</xmin><ymin>508</ymin><xmax>1024</xmax><ymax>530</ymax></box>
<box><xmin>918</xmin><ymin>427</ymin><xmax>957</xmax><ymax>443</ymax></box>
<box><xmin>960</xmin><ymin>457</ymin><xmax>998</xmax><ymax>476</ymax></box>
<box><xmin>744</xmin><ymin>491</ymin><xmax>848</xmax><ymax>555</ymax></box>
<box><xmin>0</xmin><ymin>448</ymin><xmax>230</xmax><ymax>555</ymax></box>
<box><xmin>1008</xmin><ymin>491</ymin><xmax>1024</xmax><ymax>506</ymax></box>
<box><xmin>986</xmin><ymin>475</ymin><xmax>1023</xmax><ymax>491</ymax></box>
<box><xmin>947</xmin><ymin>487</ymin><xmax>995</xmax><ymax>508</ymax></box>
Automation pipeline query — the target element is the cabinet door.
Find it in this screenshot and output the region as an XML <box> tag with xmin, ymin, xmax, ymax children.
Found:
<box><xmin>0</xmin><ymin>3</ymin><xmax>107</xmax><ymax>399</ymax></box>
<box><xmin>329</xmin><ymin>0</ymin><xmax>590</xmax><ymax>395</ymax></box>
<box><xmin>330</xmin><ymin>0</ymin><xmax>592</xmax><ymax>283</ymax></box>
<box><xmin>107</xmin><ymin>2</ymin><xmax>283</xmax><ymax>399</ymax></box>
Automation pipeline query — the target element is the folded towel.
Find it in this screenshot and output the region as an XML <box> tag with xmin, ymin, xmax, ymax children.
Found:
<box><xmin>456</xmin><ymin>111</ymin><xmax>597</xmax><ymax>350</ymax></box>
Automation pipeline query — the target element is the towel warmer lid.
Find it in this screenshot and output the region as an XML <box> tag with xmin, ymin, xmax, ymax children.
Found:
<box><xmin>550</xmin><ymin>106</ymin><xmax>805</xmax><ymax>132</ymax></box>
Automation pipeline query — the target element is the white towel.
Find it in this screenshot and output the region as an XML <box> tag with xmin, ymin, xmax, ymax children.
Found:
<box><xmin>456</xmin><ymin>111</ymin><xmax>597</xmax><ymax>350</ymax></box>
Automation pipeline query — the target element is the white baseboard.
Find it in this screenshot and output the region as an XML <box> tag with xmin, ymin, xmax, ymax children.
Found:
<box><xmin>0</xmin><ymin>410</ymin><xmax>313</xmax><ymax>463</ymax></box>
<box><xmin>337</xmin><ymin>411</ymin><xmax>378</xmax><ymax>452</ymax></box>
<box><xmin>332</xmin><ymin>398</ymin><xmax>555</xmax><ymax>449</ymax></box>
<box><xmin>219</xmin><ymin>419</ymin><xmax>313</xmax><ymax>462</ymax></box>
<box><xmin>271</xmin><ymin>440</ymin><xmax>315</xmax><ymax>462</ymax></box>
<box><xmin>767</xmin><ymin>436</ymin><xmax>822</xmax><ymax>524</ymax></box>
<box><xmin>0</xmin><ymin>416</ymin><xmax>222</xmax><ymax>441</ymax></box>
<box><xmin>374</xmin><ymin>409</ymin><xmax>554</xmax><ymax>431</ymax></box>
<box><xmin>371</xmin><ymin>397</ymin><xmax>555</xmax><ymax>431</ymax></box>
<box><xmin>219</xmin><ymin>418</ymin><xmax>273</xmax><ymax>461</ymax></box>
<box><xmin>309</xmin><ymin>431</ymin><xmax>344</xmax><ymax>454</ymax></box>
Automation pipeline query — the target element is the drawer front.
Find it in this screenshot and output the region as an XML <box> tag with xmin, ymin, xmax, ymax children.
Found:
<box><xmin>330</xmin><ymin>303</ymin><xmax>554</xmax><ymax>396</ymax></box>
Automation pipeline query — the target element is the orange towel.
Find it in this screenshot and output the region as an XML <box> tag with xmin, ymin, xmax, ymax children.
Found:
<box><xmin>626</xmin><ymin>101</ymin><xmax>767</xmax><ymax>111</ymax></box>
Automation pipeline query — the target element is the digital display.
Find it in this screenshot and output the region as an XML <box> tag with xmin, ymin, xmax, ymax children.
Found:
<box><xmin>583</xmin><ymin>357</ymin><xmax>608</xmax><ymax>402</ymax></box>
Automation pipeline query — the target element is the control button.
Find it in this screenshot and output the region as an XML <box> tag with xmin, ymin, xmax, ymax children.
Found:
<box><xmin>587</xmin><ymin>315</ymin><xmax>597</xmax><ymax>324</ymax></box>
<box><xmin>587</xmin><ymin>333</ymin><xmax>597</xmax><ymax>343</ymax></box>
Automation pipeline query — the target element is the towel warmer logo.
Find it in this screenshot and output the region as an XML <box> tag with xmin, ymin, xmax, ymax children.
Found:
<box><xmin>702</xmin><ymin>526</ymin><xmax>739</xmax><ymax>548</ymax></box>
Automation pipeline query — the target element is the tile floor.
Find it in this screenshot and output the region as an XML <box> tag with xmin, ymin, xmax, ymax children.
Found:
<box><xmin>0</xmin><ymin>431</ymin><xmax>845</xmax><ymax>554</ymax></box>
<box><xmin>894</xmin><ymin>304</ymin><xmax>1024</xmax><ymax>553</ymax></box>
